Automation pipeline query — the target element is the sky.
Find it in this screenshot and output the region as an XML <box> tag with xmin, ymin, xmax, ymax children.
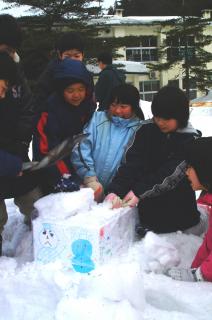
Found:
<box><xmin>0</xmin><ymin>107</ymin><xmax>212</xmax><ymax>320</ymax></box>
<box><xmin>0</xmin><ymin>0</ymin><xmax>116</xmax><ymax>16</ymax></box>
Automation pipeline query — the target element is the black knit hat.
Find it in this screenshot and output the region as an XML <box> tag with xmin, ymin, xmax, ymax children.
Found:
<box><xmin>0</xmin><ymin>14</ymin><xmax>22</xmax><ymax>49</ymax></box>
<box><xmin>185</xmin><ymin>137</ymin><xmax>212</xmax><ymax>192</ymax></box>
<box><xmin>108</xmin><ymin>84</ymin><xmax>144</xmax><ymax>120</ymax></box>
<box><xmin>0</xmin><ymin>51</ymin><xmax>17</xmax><ymax>85</ymax></box>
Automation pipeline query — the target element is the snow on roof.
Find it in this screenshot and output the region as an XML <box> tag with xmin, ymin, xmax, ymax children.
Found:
<box><xmin>87</xmin><ymin>60</ymin><xmax>148</xmax><ymax>74</ymax></box>
<box><xmin>91</xmin><ymin>15</ymin><xmax>179</xmax><ymax>26</ymax></box>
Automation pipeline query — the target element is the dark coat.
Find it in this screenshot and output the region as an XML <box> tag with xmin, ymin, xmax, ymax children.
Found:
<box><xmin>108</xmin><ymin>120</ymin><xmax>201</xmax><ymax>233</ymax></box>
<box><xmin>95</xmin><ymin>64</ymin><xmax>126</xmax><ymax>110</ymax></box>
<box><xmin>0</xmin><ymin>94</ymin><xmax>40</xmax><ymax>199</ymax></box>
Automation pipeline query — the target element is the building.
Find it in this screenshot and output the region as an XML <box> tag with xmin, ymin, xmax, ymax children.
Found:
<box><xmin>91</xmin><ymin>9</ymin><xmax>212</xmax><ymax>101</ymax></box>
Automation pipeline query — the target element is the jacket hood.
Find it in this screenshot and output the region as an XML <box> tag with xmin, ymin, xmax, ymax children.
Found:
<box><xmin>177</xmin><ymin>122</ymin><xmax>201</xmax><ymax>136</ymax></box>
<box><xmin>53</xmin><ymin>58</ymin><xmax>91</xmax><ymax>88</ymax></box>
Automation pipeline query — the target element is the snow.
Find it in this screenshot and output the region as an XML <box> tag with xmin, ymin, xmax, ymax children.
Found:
<box><xmin>87</xmin><ymin>60</ymin><xmax>148</xmax><ymax>75</ymax></box>
<box><xmin>1</xmin><ymin>107</ymin><xmax>212</xmax><ymax>319</ymax></box>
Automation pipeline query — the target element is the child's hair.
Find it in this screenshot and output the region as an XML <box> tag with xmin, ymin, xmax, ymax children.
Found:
<box><xmin>108</xmin><ymin>84</ymin><xmax>144</xmax><ymax>120</ymax></box>
<box><xmin>0</xmin><ymin>51</ymin><xmax>17</xmax><ymax>85</ymax></box>
<box><xmin>151</xmin><ymin>86</ymin><xmax>189</xmax><ymax>128</ymax></box>
<box><xmin>97</xmin><ymin>52</ymin><xmax>112</xmax><ymax>65</ymax></box>
<box><xmin>0</xmin><ymin>14</ymin><xmax>22</xmax><ymax>49</ymax></box>
<box><xmin>185</xmin><ymin>137</ymin><xmax>212</xmax><ymax>192</ymax></box>
<box><xmin>55</xmin><ymin>32</ymin><xmax>84</xmax><ymax>54</ymax></box>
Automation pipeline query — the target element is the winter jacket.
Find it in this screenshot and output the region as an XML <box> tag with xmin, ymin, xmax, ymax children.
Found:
<box><xmin>108</xmin><ymin>120</ymin><xmax>201</xmax><ymax>233</ymax></box>
<box><xmin>95</xmin><ymin>64</ymin><xmax>126</xmax><ymax>110</ymax></box>
<box><xmin>71</xmin><ymin>111</ymin><xmax>142</xmax><ymax>190</ymax></box>
<box><xmin>192</xmin><ymin>194</ymin><xmax>212</xmax><ymax>281</ymax></box>
<box><xmin>32</xmin><ymin>58</ymin><xmax>95</xmax><ymax>116</ymax></box>
<box><xmin>0</xmin><ymin>64</ymin><xmax>35</xmax><ymax>160</ymax></box>
<box><xmin>0</xmin><ymin>95</ymin><xmax>40</xmax><ymax>199</ymax></box>
<box><xmin>33</xmin><ymin>59</ymin><xmax>95</xmax><ymax>193</ymax></box>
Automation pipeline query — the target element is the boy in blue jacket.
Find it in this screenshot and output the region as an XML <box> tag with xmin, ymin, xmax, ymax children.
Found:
<box><xmin>71</xmin><ymin>84</ymin><xmax>144</xmax><ymax>202</ymax></box>
<box><xmin>33</xmin><ymin>58</ymin><xmax>94</xmax><ymax>194</ymax></box>
<box><xmin>0</xmin><ymin>52</ymin><xmax>41</xmax><ymax>256</ymax></box>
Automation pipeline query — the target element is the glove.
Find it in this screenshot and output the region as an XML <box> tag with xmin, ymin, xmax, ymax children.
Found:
<box><xmin>83</xmin><ymin>176</ymin><xmax>104</xmax><ymax>203</ymax></box>
<box><xmin>166</xmin><ymin>267</ymin><xmax>204</xmax><ymax>282</ymax></box>
<box><xmin>122</xmin><ymin>190</ymin><xmax>139</xmax><ymax>208</ymax></box>
<box><xmin>53</xmin><ymin>174</ymin><xmax>80</xmax><ymax>193</ymax></box>
<box><xmin>104</xmin><ymin>193</ymin><xmax>123</xmax><ymax>209</ymax></box>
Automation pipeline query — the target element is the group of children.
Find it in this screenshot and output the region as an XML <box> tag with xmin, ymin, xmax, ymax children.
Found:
<box><xmin>0</xmin><ymin>14</ymin><xmax>212</xmax><ymax>284</ymax></box>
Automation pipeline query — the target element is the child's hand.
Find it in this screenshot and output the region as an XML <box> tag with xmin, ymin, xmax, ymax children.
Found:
<box><xmin>83</xmin><ymin>176</ymin><xmax>104</xmax><ymax>203</ymax></box>
<box><xmin>122</xmin><ymin>190</ymin><xmax>139</xmax><ymax>207</ymax></box>
<box><xmin>104</xmin><ymin>193</ymin><xmax>123</xmax><ymax>209</ymax></box>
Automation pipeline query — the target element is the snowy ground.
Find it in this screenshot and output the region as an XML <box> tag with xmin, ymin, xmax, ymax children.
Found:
<box><xmin>1</xmin><ymin>107</ymin><xmax>212</xmax><ymax>320</ymax></box>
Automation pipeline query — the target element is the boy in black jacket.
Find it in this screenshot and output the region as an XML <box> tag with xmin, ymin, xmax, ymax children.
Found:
<box><xmin>106</xmin><ymin>86</ymin><xmax>206</xmax><ymax>235</ymax></box>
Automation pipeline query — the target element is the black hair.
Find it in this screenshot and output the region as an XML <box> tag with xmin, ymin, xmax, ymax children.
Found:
<box><xmin>55</xmin><ymin>32</ymin><xmax>84</xmax><ymax>54</ymax></box>
<box><xmin>185</xmin><ymin>137</ymin><xmax>212</xmax><ymax>192</ymax></box>
<box><xmin>151</xmin><ymin>86</ymin><xmax>189</xmax><ymax>128</ymax></box>
<box><xmin>0</xmin><ymin>51</ymin><xmax>17</xmax><ymax>85</ymax></box>
<box><xmin>97</xmin><ymin>52</ymin><xmax>113</xmax><ymax>65</ymax></box>
<box><xmin>0</xmin><ymin>14</ymin><xmax>22</xmax><ymax>49</ymax></box>
<box><xmin>55</xmin><ymin>77</ymin><xmax>86</xmax><ymax>93</ymax></box>
<box><xmin>108</xmin><ymin>84</ymin><xmax>144</xmax><ymax>120</ymax></box>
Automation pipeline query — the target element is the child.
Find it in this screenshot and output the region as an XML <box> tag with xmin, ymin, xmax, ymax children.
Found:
<box><xmin>106</xmin><ymin>86</ymin><xmax>205</xmax><ymax>235</ymax></box>
<box><xmin>0</xmin><ymin>14</ymin><xmax>34</xmax><ymax>161</ymax></box>
<box><xmin>71</xmin><ymin>84</ymin><xmax>144</xmax><ymax>202</ymax></box>
<box><xmin>33</xmin><ymin>31</ymin><xmax>95</xmax><ymax>115</ymax></box>
<box><xmin>0</xmin><ymin>52</ymin><xmax>41</xmax><ymax>256</ymax></box>
<box><xmin>167</xmin><ymin>137</ymin><xmax>212</xmax><ymax>282</ymax></box>
<box><xmin>33</xmin><ymin>58</ymin><xmax>94</xmax><ymax>195</ymax></box>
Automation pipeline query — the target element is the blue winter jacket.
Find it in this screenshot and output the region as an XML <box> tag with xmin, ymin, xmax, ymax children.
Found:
<box><xmin>71</xmin><ymin>111</ymin><xmax>142</xmax><ymax>189</ymax></box>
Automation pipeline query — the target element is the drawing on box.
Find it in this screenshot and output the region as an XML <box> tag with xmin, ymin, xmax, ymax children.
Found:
<box><xmin>71</xmin><ymin>239</ymin><xmax>95</xmax><ymax>273</ymax></box>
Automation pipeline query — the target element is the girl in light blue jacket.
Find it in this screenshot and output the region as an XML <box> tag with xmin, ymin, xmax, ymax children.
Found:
<box><xmin>71</xmin><ymin>84</ymin><xmax>144</xmax><ymax>201</ymax></box>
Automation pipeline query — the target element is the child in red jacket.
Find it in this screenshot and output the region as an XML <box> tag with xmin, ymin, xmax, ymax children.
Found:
<box><xmin>167</xmin><ymin>137</ymin><xmax>212</xmax><ymax>282</ymax></box>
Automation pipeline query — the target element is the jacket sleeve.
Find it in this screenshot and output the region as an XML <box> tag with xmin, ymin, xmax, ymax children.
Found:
<box><xmin>71</xmin><ymin>113</ymin><xmax>97</xmax><ymax>179</ymax></box>
<box><xmin>36</xmin><ymin>112</ymin><xmax>70</xmax><ymax>180</ymax></box>
<box><xmin>15</xmin><ymin>64</ymin><xmax>36</xmax><ymax>143</ymax></box>
<box><xmin>0</xmin><ymin>149</ymin><xmax>22</xmax><ymax>177</ymax></box>
<box><xmin>108</xmin><ymin>127</ymin><xmax>187</xmax><ymax>199</ymax></box>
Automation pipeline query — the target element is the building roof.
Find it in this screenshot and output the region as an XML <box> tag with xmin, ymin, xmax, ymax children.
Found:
<box><xmin>87</xmin><ymin>60</ymin><xmax>148</xmax><ymax>75</ymax></box>
<box><xmin>190</xmin><ymin>90</ymin><xmax>212</xmax><ymax>107</ymax></box>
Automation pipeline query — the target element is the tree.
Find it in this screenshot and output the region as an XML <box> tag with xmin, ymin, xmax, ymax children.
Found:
<box><xmin>120</xmin><ymin>0</ymin><xmax>212</xmax><ymax>16</ymax></box>
<box><xmin>150</xmin><ymin>11</ymin><xmax>212</xmax><ymax>97</ymax></box>
<box><xmin>2</xmin><ymin>0</ymin><xmax>104</xmax><ymax>81</ymax></box>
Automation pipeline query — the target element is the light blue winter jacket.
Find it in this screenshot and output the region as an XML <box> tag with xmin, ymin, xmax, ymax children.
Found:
<box><xmin>71</xmin><ymin>111</ymin><xmax>142</xmax><ymax>189</ymax></box>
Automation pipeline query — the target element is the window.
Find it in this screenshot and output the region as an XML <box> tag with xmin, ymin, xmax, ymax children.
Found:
<box><xmin>182</xmin><ymin>78</ymin><xmax>197</xmax><ymax>99</ymax></box>
<box><xmin>126</xmin><ymin>36</ymin><xmax>158</xmax><ymax>62</ymax></box>
<box><xmin>167</xmin><ymin>36</ymin><xmax>195</xmax><ymax>61</ymax></box>
<box><xmin>139</xmin><ymin>80</ymin><xmax>160</xmax><ymax>101</ymax></box>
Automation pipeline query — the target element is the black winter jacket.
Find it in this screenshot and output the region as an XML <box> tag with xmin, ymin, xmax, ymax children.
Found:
<box><xmin>108</xmin><ymin>120</ymin><xmax>201</xmax><ymax>233</ymax></box>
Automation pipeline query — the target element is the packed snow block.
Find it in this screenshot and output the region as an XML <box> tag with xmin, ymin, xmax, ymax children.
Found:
<box><xmin>32</xmin><ymin>189</ymin><xmax>137</xmax><ymax>273</ymax></box>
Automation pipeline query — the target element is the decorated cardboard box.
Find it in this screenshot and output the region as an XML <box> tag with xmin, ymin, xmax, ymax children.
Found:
<box><xmin>32</xmin><ymin>191</ymin><xmax>137</xmax><ymax>273</ymax></box>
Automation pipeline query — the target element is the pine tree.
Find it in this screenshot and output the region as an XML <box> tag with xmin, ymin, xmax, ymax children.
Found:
<box><xmin>149</xmin><ymin>12</ymin><xmax>212</xmax><ymax>96</ymax></box>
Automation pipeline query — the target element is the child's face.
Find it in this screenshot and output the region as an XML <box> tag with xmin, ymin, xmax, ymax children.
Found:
<box><xmin>0</xmin><ymin>79</ymin><xmax>8</xmax><ymax>99</ymax></box>
<box><xmin>109</xmin><ymin>102</ymin><xmax>134</xmax><ymax>119</ymax></box>
<box><xmin>186</xmin><ymin>166</ymin><xmax>206</xmax><ymax>191</ymax></box>
<box><xmin>63</xmin><ymin>82</ymin><xmax>86</xmax><ymax>106</ymax></box>
<box><xmin>59</xmin><ymin>49</ymin><xmax>83</xmax><ymax>61</ymax></box>
<box><xmin>154</xmin><ymin>117</ymin><xmax>178</xmax><ymax>133</ymax></box>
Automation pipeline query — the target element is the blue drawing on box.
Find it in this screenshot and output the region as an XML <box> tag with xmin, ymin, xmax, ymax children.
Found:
<box><xmin>37</xmin><ymin>223</ymin><xmax>61</xmax><ymax>263</ymax></box>
<box><xmin>71</xmin><ymin>239</ymin><xmax>95</xmax><ymax>273</ymax></box>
